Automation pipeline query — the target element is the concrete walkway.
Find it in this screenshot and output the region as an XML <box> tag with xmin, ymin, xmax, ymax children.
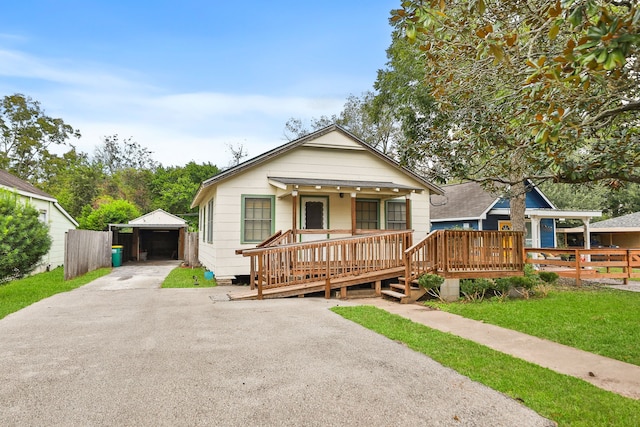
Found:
<box><xmin>349</xmin><ymin>297</ymin><xmax>640</xmax><ymax>400</ymax></box>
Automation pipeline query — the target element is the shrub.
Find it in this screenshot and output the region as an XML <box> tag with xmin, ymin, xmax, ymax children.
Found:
<box><xmin>492</xmin><ymin>277</ymin><xmax>512</xmax><ymax>301</ymax></box>
<box><xmin>539</xmin><ymin>271</ymin><xmax>559</xmax><ymax>284</ymax></box>
<box><xmin>508</xmin><ymin>275</ymin><xmax>537</xmax><ymax>299</ymax></box>
<box><xmin>460</xmin><ymin>278</ymin><xmax>493</xmax><ymax>302</ymax></box>
<box><xmin>0</xmin><ymin>190</ymin><xmax>52</xmax><ymax>283</ymax></box>
<box><xmin>418</xmin><ymin>273</ymin><xmax>445</xmax><ymax>301</ymax></box>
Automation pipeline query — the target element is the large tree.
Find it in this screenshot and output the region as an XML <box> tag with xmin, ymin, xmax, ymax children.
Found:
<box><xmin>0</xmin><ymin>94</ymin><xmax>80</xmax><ymax>183</ymax></box>
<box><xmin>389</xmin><ymin>0</ymin><xmax>640</xmax><ymax>231</ymax></box>
<box><xmin>284</xmin><ymin>92</ymin><xmax>401</xmax><ymax>157</ymax></box>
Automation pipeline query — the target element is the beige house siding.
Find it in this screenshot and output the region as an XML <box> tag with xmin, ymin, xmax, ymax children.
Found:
<box><xmin>21</xmin><ymin>196</ymin><xmax>76</xmax><ymax>273</ymax></box>
<box><xmin>596</xmin><ymin>232</ymin><xmax>640</xmax><ymax>248</ymax></box>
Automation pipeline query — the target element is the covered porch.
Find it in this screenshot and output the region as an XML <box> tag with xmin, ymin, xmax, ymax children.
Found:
<box><xmin>268</xmin><ymin>177</ymin><xmax>420</xmax><ymax>239</ymax></box>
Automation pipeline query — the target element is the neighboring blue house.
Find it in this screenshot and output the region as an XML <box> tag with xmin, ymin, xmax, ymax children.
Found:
<box><xmin>430</xmin><ymin>181</ymin><xmax>601</xmax><ymax>248</ymax></box>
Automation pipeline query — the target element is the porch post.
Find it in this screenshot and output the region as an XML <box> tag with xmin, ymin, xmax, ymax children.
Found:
<box><xmin>405</xmin><ymin>194</ymin><xmax>412</xmax><ymax>230</ymax></box>
<box><xmin>530</xmin><ymin>216</ymin><xmax>540</xmax><ymax>248</ymax></box>
<box><xmin>583</xmin><ymin>217</ymin><xmax>592</xmax><ymax>265</ymax></box>
<box><xmin>291</xmin><ymin>190</ymin><xmax>298</xmax><ymax>237</ymax></box>
<box><xmin>583</xmin><ymin>218</ymin><xmax>591</xmax><ymax>250</ymax></box>
<box><xmin>351</xmin><ymin>192</ymin><xmax>357</xmax><ymax>235</ymax></box>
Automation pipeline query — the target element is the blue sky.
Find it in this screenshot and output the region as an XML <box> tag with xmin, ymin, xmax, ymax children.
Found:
<box><xmin>0</xmin><ymin>1</ymin><xmax>399</xmax><ymax>167</ymax></box>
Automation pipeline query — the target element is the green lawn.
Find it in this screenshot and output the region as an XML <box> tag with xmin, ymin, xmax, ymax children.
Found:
<box><xmin>332</xmin><ymin>305</ymin><xmax>640</xmax><ymax>427</ymax></box>
<box><xmin>429</xmin><ymin>285</ymin><xmax>640</xmax><ymax>365</ymax></box>
<box><xmin>596</xmin><ymin>267</ymin><xmax>640</xmax><ymax>281</ymax></box>
<box><xmin>0</xmin><ymin>267</ymin><xmax>111</xmax><ymax>320</ymax></box>
<box><xmin>161</xmin><ymin>266</ymin><xmax>217</xmax><ymax>288</ymax></box>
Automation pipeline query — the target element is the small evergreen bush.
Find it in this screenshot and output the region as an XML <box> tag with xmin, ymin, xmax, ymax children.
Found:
<box><xmin>539</xmin><ymin>271</ymin><xmax>559</xmax><ymax>284</ymax></box>
<box><xmin>418</xmin><ymin>273</ymin><xmax>445</xmax><ymax>301</ymax></box>
<box><xmin>460</xmin><ymin>278</ymin><xmax>493</xmax><ymax>302</ymax></box>
<box><xmin>0</xmin><ymin>190</ymin><xmax>52</xmax><ymax>283</ymax></box>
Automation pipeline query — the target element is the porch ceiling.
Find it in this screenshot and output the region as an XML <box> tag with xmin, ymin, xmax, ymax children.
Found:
<box><xmin>268</xmin><ymin>176</ymin><xmax>423</xmax><ymax>197</ymax></box>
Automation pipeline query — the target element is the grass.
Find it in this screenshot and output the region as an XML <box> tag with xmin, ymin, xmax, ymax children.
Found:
<box><xmin>595</xmin><ymin>267</ymin><xmax>640</xmax><ymax>281</ymax></box>
<box><xmin>332</xmin><ymin>305</ymin><xmax>640</xmax><ymax>427</ymax></box>
<box><xmin>0</xmin><ymin>267</ymin><xmax>111</xmax><ymax>320</ymax></box>
<box><xmin>161</xmin><ymin>266</ymin><xmax>217</xmax><ymax>288</ymax></box>
<box><xmin>429</xmin><ymin>285</ymin><xmax>640</xmax><ymax>365</ymax></box>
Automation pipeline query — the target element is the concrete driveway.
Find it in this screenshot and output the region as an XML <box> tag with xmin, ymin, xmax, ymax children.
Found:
<box><xmin>0</xmin><ymin>262</ymin><xmax>552</xmax><ymax>426</ymax></box>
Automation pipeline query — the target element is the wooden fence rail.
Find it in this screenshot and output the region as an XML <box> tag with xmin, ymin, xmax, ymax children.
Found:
<box><xmin>64</xmin><ymin>229</ymin><xmax>112</xmax><ymax>280</ymax></box>
<box><xmin>525</xmin><ymin>247</ymin><xmax>640</xmax><ymax>285</ymax></box>
<box><xmin>404</xmin><ymin>229</ymin><xmax>525</xmax><ymax>287</ymax></box>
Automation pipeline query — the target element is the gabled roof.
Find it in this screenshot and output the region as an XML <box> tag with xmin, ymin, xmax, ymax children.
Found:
<box><xmin>0</xmin><ymin>169</ymin><xmax>54</xmax><ymax>200</ymax></box>
<box><xmin>191</xmin><ymin>124</ymin><xmax>443</xmax><ymax>207</ymax></box>
<box><xmin>431</xmin><ymin>180</ymin><xmax>600</xmax><ymax>224</ymax></box>
<box><xmin>0</xmin><ymin>169</ymin><xmax>78</xmax><ymax>227</ymax></box>
<box><xmin>129</xmin><ymin>208</ymin><xmax>187</xmax><ymax>225</ymax></box>
<box><xmin>430</xmin><ymin>182</ymin><xmax>499</xmax><ymax>221</ymax></box>
<box><xmin>592</xmin><ymin>212</ymin><xmax>640</xmax><ymax>230</ymax></box>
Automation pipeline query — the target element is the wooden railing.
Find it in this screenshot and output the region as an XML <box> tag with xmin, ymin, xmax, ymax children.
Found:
<box><xmin>525</xmin><ymin>247</ymin><xmax>640</xmax><ymax>285</ymax></box>
<box><xmin>403</xmin><ymin>230</ymin><xmax>525</xmax><ymax>294</ymax></box>
<box><xmin>241</xmin><ymin>230</ymin><xmax>413</xmax><ymax>299</ymax></box>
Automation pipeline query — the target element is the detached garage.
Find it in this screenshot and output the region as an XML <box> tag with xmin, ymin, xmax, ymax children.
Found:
<box><xmin>109</xmin><ymin>209</ymin><xmax>188</xmax><ymax>262</ymax></box>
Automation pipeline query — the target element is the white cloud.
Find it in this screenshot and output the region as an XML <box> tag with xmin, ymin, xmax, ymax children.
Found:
<box><xmin>0</xmin><ymin>47</ymin><xmax>346</xmax><ymax>167</ymax></box>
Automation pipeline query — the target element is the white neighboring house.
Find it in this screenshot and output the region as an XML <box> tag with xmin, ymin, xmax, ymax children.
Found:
<box><xmin>0</xmin><ymin>169</ymin><xmax>78</xmax><ymax>273</ymax></box>
<box><xmin>190</xmin><ymin>125</ymin><xmax>443</xmax><ymax>281</ymax></box>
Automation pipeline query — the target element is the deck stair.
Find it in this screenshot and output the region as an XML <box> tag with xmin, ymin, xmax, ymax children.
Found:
<box><xmin>380</xmin><ymin>278</ymin><xmax>426</xmax><ymax>304</ymax></box>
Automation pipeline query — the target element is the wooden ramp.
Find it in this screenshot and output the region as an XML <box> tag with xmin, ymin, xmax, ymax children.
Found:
<box><xmin>233</xmin><ymin>229</ymin><xmax>525</xmax><ymax>303</ymax></box>
<box><xmin>228</xmin><ymin>267</ymin><xmax>405</xmax><ymax>300</ymax></box>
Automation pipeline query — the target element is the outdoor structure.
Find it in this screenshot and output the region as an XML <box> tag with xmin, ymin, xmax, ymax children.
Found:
<box><xmin>0</xmin><ymin>169</ymin><xmax>78</xmax><ymax>273</ymax></box>
<box><xmin>557</xmin><ymin>211</ymin><xmax>640</xmax><ymax>249</ymax></box>
<box><xmin>430</xmin><ymin>181</ymin><xmax>601</xmax><ymax>248</ymax></box>
<box><xmin>109</xmin><ymin>209</ymin><xmax>188</xmax><ymax>262</ymax></box>
<box><xmin>191</xmin><ymin>125</ymin><xmax>444</xmax><ymax>281</ymax></box>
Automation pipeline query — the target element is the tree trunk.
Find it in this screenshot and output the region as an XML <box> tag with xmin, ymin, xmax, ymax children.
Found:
<box><xmin>509</xmin><ymin>180</ymin><xmax>527</xmax><ymax>232</ymax></box>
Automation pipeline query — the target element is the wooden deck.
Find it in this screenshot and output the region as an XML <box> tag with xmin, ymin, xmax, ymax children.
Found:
<box><xmin>231</xmin><ymin>229</ymin><xmax>525</xmax><ymax>301</ymax></box>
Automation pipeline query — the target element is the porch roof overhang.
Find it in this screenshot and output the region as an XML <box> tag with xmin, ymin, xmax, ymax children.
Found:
<box><xmin>268</xmin><ymin>176</ymin><xmax>423</xmax><ymax>198</ymax></box>
<box><xmin>489</xmin><ymin>208</ymin><xmax>602</xmax><ymax>221</ymax></box>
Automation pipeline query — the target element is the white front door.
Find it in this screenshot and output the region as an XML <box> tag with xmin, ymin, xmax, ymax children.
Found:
<box><xmin>300</xmin><ymin>196</ymin><xmax>328</xmax><ymax>241</ymax></box>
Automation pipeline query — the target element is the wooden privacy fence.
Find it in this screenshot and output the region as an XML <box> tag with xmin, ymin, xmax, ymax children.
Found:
<box><xmin>241</xmin><ymin>230</ymin><xmax>413</xmax><ymax>299</ymax></box>
<box><xmin>525</xmin><ymin>247</ymin><xmax>640</xmax><ymax>285</ymax></box>
<box><xmin>183</xmin><ymin>231</ymin><xmax>200</xmax><ymax>266</ymax></box>
<box><xmin>64</xmin><ymin>229</ymin><xmax>112</xmax><ymax>280</ymax></box>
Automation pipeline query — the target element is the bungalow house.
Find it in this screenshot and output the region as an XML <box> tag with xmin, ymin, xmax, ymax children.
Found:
<box><xmin>190</xmin><ymin>125</ymin><xmax>444</xmax><ymax>282</ymax></box>
<box><xmin>557</xmin><ymin>211</ymin><xmax>640</xmax><ymax>249</ymax></box>
<box><xmin>0</xmin><ymin>169</ymin><xmax>78</xmax><ymax>273</ymax></box>
<box><xmin>430</xmin><ymin>181</ymin><xmax>601</xmax><ymax>248</ymax></box>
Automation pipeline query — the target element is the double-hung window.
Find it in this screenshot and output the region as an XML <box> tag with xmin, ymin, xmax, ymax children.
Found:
<box><xmin>242</xmin><ymin>195</ymin><xmax>274</xmax><ymax>243</ymax></box>
<box><xmin>207</xmin><ymin>199</ymin><xmax>214</xmax><ymax>243</ymax></box>
<box><xmin>356</xmin><ymin>200</ymin><xmax>379</xmax><ymax>230</ymax></box>
<box><xmin>385</xmin><ymin>201</ymin><xmax>407</xmax><ymax>230</ymax></box>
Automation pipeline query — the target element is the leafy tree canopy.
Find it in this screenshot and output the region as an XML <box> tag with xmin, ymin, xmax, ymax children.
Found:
<box><xmin>0</xmin><ymin>189</ymin><xmax>52</xmax><ymax>282</ymax></box>
<box><xmin>284</xmin><ymin>92</ymin><xmax>402</xmax><ymax>157</ymax></box>
<box><xmin>392</xmin><ymin>0</ymin><xmax>639</xmax><ymax>185</ymax></box>
<box><xmin>387</xmin><ymin>0</ymin><xmax>640</xmax><ymax>230</ymax></box>
<box><xmin>78</xmin><ymin>197</ymin><xmax>141</xmax><ymax>231</ymax></box>
<box><xmin>0</xmin><ymin>94</ymin><xmax>80</xmax><ymax>183</ymax></box>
